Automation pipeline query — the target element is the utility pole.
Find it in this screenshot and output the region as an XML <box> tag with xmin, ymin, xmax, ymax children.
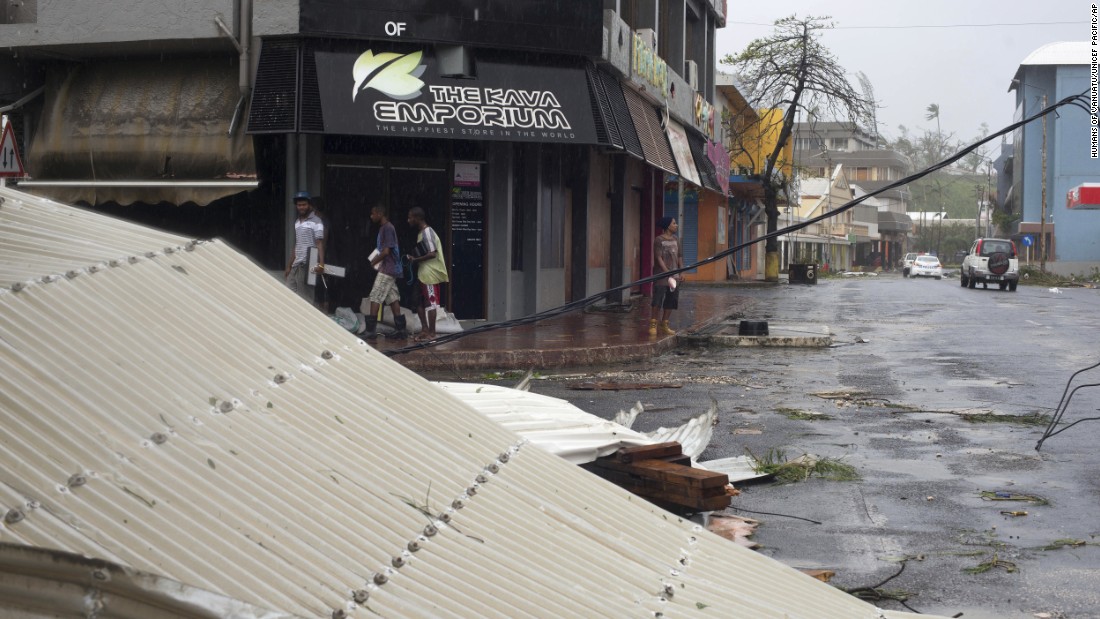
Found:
<box><xmin>1039</xmin><ymin>94</ymin><xmax>1048</xmax><ymax>273</ymax></box>
<box><xmin>975</xmin><ymin>185</ymin><xmax>983</xmax><ymax>239</ymax></box>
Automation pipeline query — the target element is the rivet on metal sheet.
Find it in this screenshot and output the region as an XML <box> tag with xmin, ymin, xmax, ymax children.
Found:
<box><xmin>438</xmin><ymin>511</ymin><xmax>452</xmax><ymax>524</ymax></box>
<box><xmin>407</xmin><ymin>539</ymin><xmax>422</xmax><ymax>552</ymax></box>
<box><xmin>451</xmin><ymin>497</ymin><xmax>466</xmax><ymax>510</ymax></box>
<box><xmin>10</xmin><ymin>282</ymin><xmax>26</xmax><ymax>292</ymax></box>
<box><xmin>219</xmin><ymin>400</ymin><xmax>235</xmax><ymax>413</ymax></box>
<box><xmin>372</xmin><ymin>572</ymin><xmax>388</xmax><ymax>586</ymax></box>
<box><xmin>92</xmin><ymin>569</ymin><xmax>109</xmax><ymax>582</ymax></box>
<box><xmin>476</xmin><ymin>473</ymin><xmax>489</xmax><ymax>484</ymax></box>
<box><xmin>67</xmin><ymin>474</ymin><xmax>87</xmax><ymax>488</ymax></box>
<box><xmin>41</xmin><ymin>274</ymin><xmax>58</xmax><ymax>284</ymax></box>
<box><xmin>273</xmin><ymin>373</ymin><xmax>289</xmax><ymax>384</ymax></box>
<box><xmin>663</xmin><ymin>584</ymin><xmax>675</xmax><ymax>598</ymax></box>
<box><xmin>423</xmin><ymin>524</ymin><xmax>438</xmax><ymax>537</ymax></box>
<box><xmin>498</xmin><ymin>452</ymin><xmax>510</xmax><ymax>463</ymax></box>
<box><xmin>88</xmin><ymin>265</ymin><xmax>101</xmax><ymax>273</ymax></box>
<box><xmin>466</xmin><ymin>484</ymin><xmax>478</xmax><ymax>496</ymax></box>
<box><xmin>4</xmin><ymin>508</ymin><xmax>24</xmax><ymax>524</ymax></box>
<box><xmin>321</xmin><ymin>350</ymin><xmax>334</xmax><ymax>360</ymax></box>
<box><xmin>391</xmin><ymin>555</ymin><xmax>406</xmax><ymax>568</ymax></box>
<box><xmin>109</xmin><ymin>259</ymin><xmax>122</xmax><ymax>267</ymax></box>
<box><xmin>164</xmin><ymin>247</ymin><xmax>176</xmax><ymax>254</ymax></box>
<box><xmin>128</xmin><ymin>256</ymin><xmax>140</xmax><ymax>264</ymax></box>
<box><xmin>65</xmin><ymin>269</ymin><xmax>81</xmax><ymax>279</ymax></box>
<box><xmin>487</xmin><ymin>463</ymin><xmax>500</xmax><ymax>474</ymax></box>
<box><xmin>352</xmin><ymin>590</ymin><xmax>370</xmax><ymax>604</ymax></box>
<box><xmin>150</xmin><ymin>432</ymin><xmax>168</xmax><ymax>445</ymax></box>
<box><xmin>331</xmin><ymin>610</ymin><xmax>347</xmax><ymax>619</ymax></box>
<box><xmin>185</xmin><ymin>241</ymin><xmax>197</xmax><ymax>252</ymax></box>
<box><xmin>145</xmin><ymin>251</ymin><xmax>157</xmax><ymax>258</ymax></box>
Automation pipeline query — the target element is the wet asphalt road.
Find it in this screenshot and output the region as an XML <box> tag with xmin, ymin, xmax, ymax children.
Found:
<box><xmin>504</xmin><ymin>274</ymin><xmax>1100</xmax><ymax>618</ymax></box>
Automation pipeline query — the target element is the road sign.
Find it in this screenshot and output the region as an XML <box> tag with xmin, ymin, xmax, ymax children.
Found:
<box><xmin>0</xmin><ymin>116</ymin><xmax>26</xmax><ymax>177</ymax></box>
<box><xmin>1021</xmin><ymin>235</ymin><xmax>1034</xmax><ymax>247</ymax></box>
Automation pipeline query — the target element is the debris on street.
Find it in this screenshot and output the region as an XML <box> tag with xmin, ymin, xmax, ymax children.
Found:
<box><xmin>980</xmin><ymin>491</ymin><xmax>1049</xmax><ymax>504</ymax></box>
<box><xmin>581</xmin><ymin>442</ymin><xmax>732</xmax><ymax>513</ymax></box>
<box><xmin>707</xmin><ymin>514</ymin><xmax>760</xmax><ymax>549</ymax></box>
<box><xmin>569</xmin><ymin>381</ymin><xmax>682</xmax><ymax>390</ymax></box>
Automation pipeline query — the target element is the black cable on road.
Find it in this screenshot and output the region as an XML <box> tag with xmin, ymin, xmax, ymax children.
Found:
<box><xmin>383</xmin><ymin>90</ymin><xmax>1090</xmax><ymax>358</ymax></box>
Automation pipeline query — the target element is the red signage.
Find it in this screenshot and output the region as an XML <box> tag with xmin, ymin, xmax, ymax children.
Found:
<box><xmin>0</xmin><ymin>118</ymin><xmax>25</xmax><ymax>178</ymax></box>
<box><xmin>1067</xmin><ymin>183</ymin><xmax>1100</xmax><ymax>210</ymax></box>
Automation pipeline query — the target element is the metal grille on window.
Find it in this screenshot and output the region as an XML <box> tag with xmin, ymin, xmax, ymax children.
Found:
<box><xmin>247</xmin><ymin>40</ymin><xmax>300</xmax><ymax>133</ymax></box>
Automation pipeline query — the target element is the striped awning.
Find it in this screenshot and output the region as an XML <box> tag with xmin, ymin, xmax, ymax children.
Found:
<box><xmin>621</xmin><ymin>85</ymin><xmax>678</xmax><ymax>175</ymax></box>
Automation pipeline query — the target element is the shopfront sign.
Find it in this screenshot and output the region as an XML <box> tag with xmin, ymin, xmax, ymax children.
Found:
<box><xmin>706</xmin><ymin>139</ymin><xmax>730</xmax><ymax>195</ymax></box>
<box><xmin>314</xmin><ymin>46</ymin><xmax>598</xmax><ymax>144</ymax></box>
<box><xmin>632</xmin><ymin>33</ymin><xmax>668</xmax><ymax>93</ymax></box>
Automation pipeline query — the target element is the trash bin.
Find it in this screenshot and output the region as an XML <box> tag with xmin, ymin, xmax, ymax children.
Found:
<box><xmin>789</xmin><ymin>263</ymin><xmax>817</xmax><ymax>285</ymax></box>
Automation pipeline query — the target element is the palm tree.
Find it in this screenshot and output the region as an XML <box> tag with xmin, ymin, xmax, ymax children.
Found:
<box><xmin>925</xmin><ymin>103</ymin><xmax>941</xmax><ymax>134</ymax></box>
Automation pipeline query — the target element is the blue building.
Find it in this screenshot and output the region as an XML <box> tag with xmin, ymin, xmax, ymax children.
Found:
<box><xmin>1007</xmin><ymin>41</ymin><xmax>1098</xmax><ymax>274</ymax></box>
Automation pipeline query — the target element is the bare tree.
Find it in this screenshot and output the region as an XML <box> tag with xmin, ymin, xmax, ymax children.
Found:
<box><xmin>723</xmin><ymin>15</ymin><xmax>873</xmax><ymax>281</ymax></box>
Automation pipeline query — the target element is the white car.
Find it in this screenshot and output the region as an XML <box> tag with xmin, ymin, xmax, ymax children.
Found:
<box><xmin>909</xmin><ymin>255</ymin><xmax>943</xmax><ymax>279</ymax></box>
<box><xmin>901</xmin><ymin>253</ymin><xmax>918</xmax><ymax>277</ymax></box>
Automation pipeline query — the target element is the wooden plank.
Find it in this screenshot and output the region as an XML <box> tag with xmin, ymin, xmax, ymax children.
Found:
<box><xmin>648</xmin><ymin>493</ymin><xmax>731</xmax><ymax>513</ymax></box>
<box><xmin>630</xmin><ymin>459</ymin><xmax>730</xmax><ymax>489</ymax></box>
<box><xmin>693</xmin><ymin>494</ymin><xmax>733</xmax><ymax>511</ymax></box>
<box><xmin>588</xmin><ymin>458</ymin><xmax>729</xmax><ymax>489</ymax></box>
<box><xmin>615</xmin><ymin>442</ymin><xmax>683</xmax><ymax>463</ymax></box>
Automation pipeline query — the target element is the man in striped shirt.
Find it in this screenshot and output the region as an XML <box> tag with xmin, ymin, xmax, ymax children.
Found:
<box><xmin>285</xmin><ymin>191</ymin><xmax>325</xmax><ymax>305</ymax></box>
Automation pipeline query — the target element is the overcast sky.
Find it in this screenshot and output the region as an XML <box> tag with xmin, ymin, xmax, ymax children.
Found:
<box><xmin>713</xmin><ymin>0</ymin><xmax>1089</xmax><ymax>147</ymax></box>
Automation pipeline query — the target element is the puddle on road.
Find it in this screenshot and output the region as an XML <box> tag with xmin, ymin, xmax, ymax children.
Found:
<box><xmin>859</xmin><ymin>457</ymin><xmax>955</xmax><ymax>481</ymax></box>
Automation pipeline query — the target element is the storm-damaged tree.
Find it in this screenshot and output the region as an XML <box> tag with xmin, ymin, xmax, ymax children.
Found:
<box><xmin>723</xmin><ymin>15</ymin><xmax>873</xmax><ymax>281</ymax></box>
<box><xmin>890</xmin><ymin>106</ymin><xmax>1000</xmax><ymax>234</ymax></box>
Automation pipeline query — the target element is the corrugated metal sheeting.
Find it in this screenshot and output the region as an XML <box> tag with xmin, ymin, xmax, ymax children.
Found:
<box><xmin>0</xmin><ymin>186</ymin><xmax>938</xmax><ymax>618</ymax></box>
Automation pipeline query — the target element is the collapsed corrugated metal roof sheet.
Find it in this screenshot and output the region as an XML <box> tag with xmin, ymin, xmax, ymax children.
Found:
<box><xmin>438</xmin><ymin>383</ymin><xmax>715</xmax><ymax>465</ymax></box>
<box><xmin>0</xmin><ymin>185</ymin><xmax>942</xmax><ymax>619</ymax></box>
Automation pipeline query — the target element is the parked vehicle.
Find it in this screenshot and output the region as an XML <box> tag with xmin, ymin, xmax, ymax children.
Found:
<box><xmin>910</xmin><ymin>255</ymin><xmax>943</xmax><ymax>279</ymax></box>
<box><xmin>901</xmin><ymin>253</ymin><xmax>918</xmax><ymax>277</ymax></box>
<box><xmin>960</xmin><ymin>238</ymin><xmax>1019</xmax><ymax>291</ymax></box>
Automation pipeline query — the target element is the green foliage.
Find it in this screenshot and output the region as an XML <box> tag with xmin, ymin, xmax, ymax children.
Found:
<box><xmin>1039</xmin><ymin>538</ymin><xmax>1089</xmax><ymax>551</ymax></box>
<box><xmin>775</xmin><ymin>407</ymin><xmax>832</xmax><ymax>421</ymax></box>
<box><xmin>960</xmin><ymin>411</ymin><xmax>1051</xmax><ymax>426</ymax></box>
<box><xmin>963</xmin><ymin>554</ymin><xmax>1017</xmax><ymax>575</ymax></box>
<box><xmin>747</xmin><ymin>448</ymin><xmax>860</xmax><ymax>484</ymax></box>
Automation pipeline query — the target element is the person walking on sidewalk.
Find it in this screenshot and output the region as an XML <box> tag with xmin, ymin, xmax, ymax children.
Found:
<box><xmin>363</xmin><ymin>205</ymin><xmax>408</xmax><ymax>339</ymax></box>
<box><xmin>649</xmin><ymin>216</ymin><xmax>683</xmax><ymax>336</ymax></box>
<box><xmin>285</xmin><ymin>191</ymin><xmax>325</xmax><ymax>305</ymax></box>
<box><xmin>405</xmin><ymin>207</ymin><xmax>450</xmax><ymax>342</ymax></box>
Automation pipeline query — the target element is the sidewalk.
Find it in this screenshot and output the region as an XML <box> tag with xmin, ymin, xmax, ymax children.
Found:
<box><xmin>368</xmin><ymin>282</ymin><xmax>770</xmax><ymax>373</ymax></box>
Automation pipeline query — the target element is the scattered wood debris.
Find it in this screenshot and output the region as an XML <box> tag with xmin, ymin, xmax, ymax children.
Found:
<box><xmin>582</xmin><ymin>442</ymin><xmax>731</xmax><ymax>513</ymax></box>
<box><xmin>707</xmin><ymin>515</ymin><xmax>759</xmax><ymax>549</ymax></box>
<box><xmin>798</xmin><ymin>569</ymin><xmax>835</xmax><ymax>583</ymax></box>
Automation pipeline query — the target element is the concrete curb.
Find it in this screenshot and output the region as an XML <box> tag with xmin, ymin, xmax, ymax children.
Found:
<box><xmin>683</xmin><ymin>323</ymin><xmax>833</xmax><ymax>348</ymax></box>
